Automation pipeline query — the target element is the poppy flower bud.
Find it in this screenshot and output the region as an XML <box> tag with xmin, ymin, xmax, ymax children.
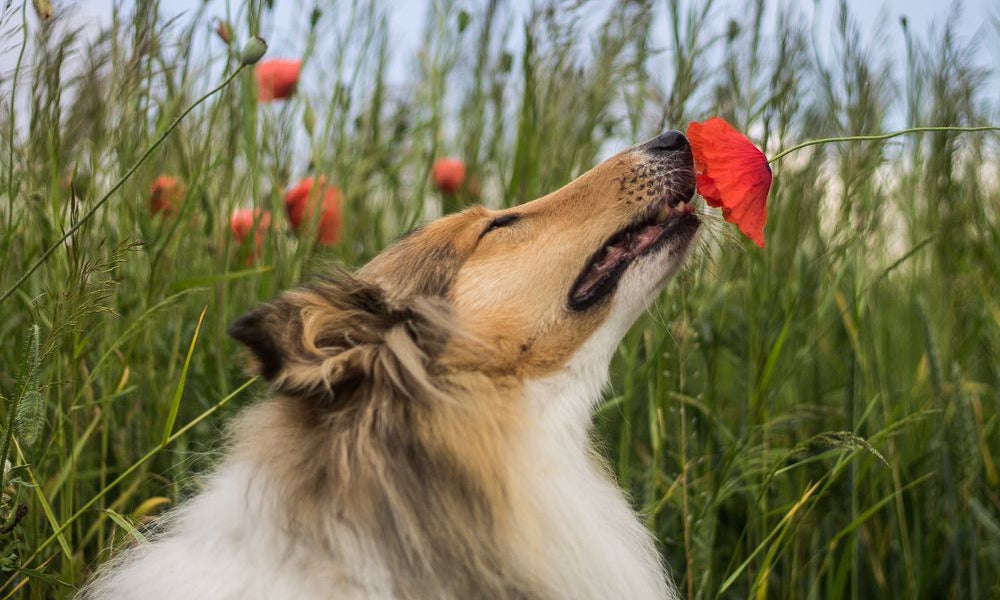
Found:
<box><xmin>230</xmin><ymin>208</ymin><xmax>271</xmax><ymax>265</ymax></box>
<box><xmin>432</xmin><ymin>157</ymin><xmax>466</xmax><ymax>195</ymax></box>
<box><xmin>32</xmin><ymin>0</ymin><xmax>52</xmax><ymax>20</ymax></box>
<box><xmin>230</xmin><ymin>208</ymin><xmax>271</xmax><ymax>245</ymax></box>
<box><xmin>457</xmin><ymin>10</ymin><xmax>471</xmax><ymax>33</ymax></box>
<box><xmin>150</xmin><ymin>176</ymin><xmax>184</xmax><ymax>215</ymax></box>
<box><xmin>303</xmin><ymin>104</ymin><xmax>316</xmax><ymax>135</ymax></box>
<box><xmin>240</xmin><ymin>36</ymin><xmax>268</xmax><ymax>66</ymax></box>
<box><xmin>214</xmin><ymin>19</ymin><xmax>233</xmax><ymax>45</ymax></box>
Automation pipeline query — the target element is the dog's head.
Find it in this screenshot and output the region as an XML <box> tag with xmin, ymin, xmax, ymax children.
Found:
<box><xmin>223</xmin><ymin>131</ymin><xmax>696</xmax><ymax>597</ymax></box>
<box><xmin>229</xmin><ymin>131</ymin><xmax>698</xmax><ymax>400</ymax></box>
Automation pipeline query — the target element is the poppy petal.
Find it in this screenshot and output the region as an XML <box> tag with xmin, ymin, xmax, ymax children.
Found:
<box><xmin>686</xmin><ymin>117</ymin><xmax>771</xmax><ymax>247</ymax></box>
<box><xmin>284</xmin><ymin>177</ymin><xmax>342</xmax><ymax>245</ymax></box>
<box><xmin>256</xmin><ymin>59</ymin><xmax>302</xmax><ymax>102</ymax></box>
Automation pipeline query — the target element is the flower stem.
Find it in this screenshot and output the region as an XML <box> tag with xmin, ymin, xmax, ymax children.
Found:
<box><xmin>0</xmin><ymin>65</ymin><xmax>247</xmax><ymax>308</ymax></box>
<box><xmin>768</xmin><ymin>125</ymin><xmax>1000</xmax><ymax>164</ymax></box>
<box><xmin>5</xmin><ymin>2</ymin><xmax>28</xmax><ymax>239</ymax></box>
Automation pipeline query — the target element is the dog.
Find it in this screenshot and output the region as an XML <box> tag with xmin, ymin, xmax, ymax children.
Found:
<box><xmin>80</xmin><ymin>130</ymin><xmax>698</xmax><ymax>600</ymax></box>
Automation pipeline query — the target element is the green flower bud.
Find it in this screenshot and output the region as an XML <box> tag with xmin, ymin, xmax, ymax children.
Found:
<box><xmin>303</xmin><ymin>104</ymin><xmax>316</xmax><ymax>136</ymax></box>
<box><xmin>240</xmin><ymin>36</ymin><xmax>268</xmax><ymax>66</ymax></box>
<box><xmin>33</xmin><ymin>0</ymin><xmax>53</xmax><ymax>20</ymax></box>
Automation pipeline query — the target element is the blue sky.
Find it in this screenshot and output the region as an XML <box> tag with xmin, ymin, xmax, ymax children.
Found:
<box><xmin>69</xmin><ymin>0</ymin><xmax>997</xmax><ymax>64</ymax></box>
<box><xmin>66</xmin><ymin>0</ymin><xmax>997</xmax><ymax>96</ymax></box>
<box><xmin>6</xmin><ymin>0</ymin><xmax>997</xmax><ymax>130</ymax></box>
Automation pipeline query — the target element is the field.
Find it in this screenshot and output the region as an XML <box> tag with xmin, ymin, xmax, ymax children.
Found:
<box><xmin>1</xmin><ymin>1</ymin><xmax>999</xmax><ymax>598</ymax></box>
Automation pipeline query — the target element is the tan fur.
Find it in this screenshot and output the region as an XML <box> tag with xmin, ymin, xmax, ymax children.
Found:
<box><xmin>82</xmin><ymin>134</ymin><xmax>696</xmax><ymax>600</ymax></box>
<box><xmin>363</xmin><ymin>153</ymin><xmax>686</xmax><ymax>379</ymax></box>
<box><xmin>225</xmin><ymin>145</ymin><xmax>693</xmax><ymax>598</ymax></box>
<box><xmin>228</xmin><ymin>269</ymin><xmax>540</xmax><ymax>597</ymax></box>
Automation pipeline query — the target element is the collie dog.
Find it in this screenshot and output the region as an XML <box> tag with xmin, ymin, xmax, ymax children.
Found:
<box><xmin>81</xmin><ymin>131</ymin><xmax>698</xmax><ymax>600</ymax></box>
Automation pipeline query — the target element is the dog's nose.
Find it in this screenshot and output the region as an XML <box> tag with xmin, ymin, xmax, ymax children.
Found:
<box><xmin>649</xmin><ymin>130</ymin><xmax>689</xmax><ymax>152</ymax></box>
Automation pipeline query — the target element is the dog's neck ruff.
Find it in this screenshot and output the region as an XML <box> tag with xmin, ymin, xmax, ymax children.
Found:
<box><xmin>518</xmin><ymin>318</ymin><xmax>679</xmax><ymax>600</ymax></box>
<box><xmin>79</xmin><ymin>317</ymin><xmax>678</xmax><ymax>600</ymax></box>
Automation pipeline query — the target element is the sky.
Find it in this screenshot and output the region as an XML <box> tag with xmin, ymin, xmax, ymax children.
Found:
<box><xmin>58</xmin><ymin>0</ymin><xmax>998</xmax><ymax>99</ymax></box>
<box><xmin>3</xmin><ymin>0</ymin><xmax>997</xmax><ymax>131</ymax></box>
<box><xmin>64</xmin><ymin>0</ymin><xmax>998</xmax><ymax>67</ymax></box>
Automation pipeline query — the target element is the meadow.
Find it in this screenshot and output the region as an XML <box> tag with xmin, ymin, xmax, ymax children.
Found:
<box><xmin>1</xmin><ymin>0</ymin><xmax>998</xmax><ymax>598</ymax></box>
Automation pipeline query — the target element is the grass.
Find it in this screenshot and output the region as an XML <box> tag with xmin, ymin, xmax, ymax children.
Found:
<box><xmin>0</xmin><ymin>1</ymin><xmax>998</xmax><ymax>598</ymax></box>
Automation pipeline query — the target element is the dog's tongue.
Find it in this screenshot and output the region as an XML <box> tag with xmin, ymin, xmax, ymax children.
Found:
<box><xmin>634</xmin><ymin>223</ymin><xmax>663</xmax><ymax>251</ymax></box>
<box><xmin>575</xmin><ymin>222</ymin><xmax>668</xmax><ymax>299</ymax></box>
<box><xmin>575</xmin><ymin>247</ymin><xmax>626</xmax><ymax>297</ymax></box>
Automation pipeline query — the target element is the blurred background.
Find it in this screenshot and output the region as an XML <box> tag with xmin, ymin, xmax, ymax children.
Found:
<box><xmin>0</xmin><ymin>0</ymin><xmax>998</xmax><ymax>598</ymax></box>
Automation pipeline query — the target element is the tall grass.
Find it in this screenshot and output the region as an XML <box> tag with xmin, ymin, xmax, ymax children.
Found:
<box><xmin>0</xmin><ymin>1</ymin><xmax>997</xmax><ymax>598</ymax></box>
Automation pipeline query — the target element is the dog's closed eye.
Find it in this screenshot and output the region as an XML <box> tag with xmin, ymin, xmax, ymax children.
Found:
<box><xmin>480</xmin><ymin>214</ymin><xmax>519</xmax><ymax>238</ymax></box>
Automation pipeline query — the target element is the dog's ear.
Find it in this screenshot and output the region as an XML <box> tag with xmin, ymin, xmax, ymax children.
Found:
<box><xmin>227</xmin><ymin>304</ymin><xmax>291</xmax><ymax>381</ymax></box>
<box><xmin>228</xmin><ymin>271</ymin><xmax>454</xmax><ymax>401</ymax></box>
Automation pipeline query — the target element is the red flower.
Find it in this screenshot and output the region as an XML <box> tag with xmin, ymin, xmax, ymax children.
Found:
<box><xmin>230</xmin><ymin>208</ymin><xmax>271</xmax><ymax>247</ymax></box>
<box><xmin>432</xmin><ymin>157</ymin><xmax>466</xmax><ymax>195</ymax></box>
<box><xmin>284</xmin><ymin>177</ymin><xmax>342</xmax><ymax>246</ymax></box>
<box><xmin>255</xmin><ymin>59</ymin><xmax>301</xmax><ymax>102</ymax></box>
<box><xmin>150</xmin><ymin>175</ymin><xmax>184</xmax><ymax>215</ymax></box>
<box><xmin>214</xmin><ymin>19</ymin><xmax>232</xmax><ymax>44</ymax></box>
<box><xmin>686</xmin><ymin>117</ymin><xmax>772</xmax><ymax>248</ymax></box>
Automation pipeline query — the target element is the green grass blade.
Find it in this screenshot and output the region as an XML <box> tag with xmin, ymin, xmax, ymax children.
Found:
<box><xmin>13</xmin><ymin>440</ymin><xmax>72</xmax><ymax>561</ymax></box>
<box><xmin>1</xmin><ymin>377</ymin><xmax>257</xmax><ymax>589</ymax></box>
<box><xmin>102</xmin><ymin>509</ymin><xmax>149</xmax><ymax>546</ymax></box>
<box><xmin>161</xmin><ymin>304</ymin><xmax>208</xmax><ymax>445</ymax></box>
<box><xmin>168</xmin><ymin>265</ymin><xmax>273</xmax><ymax>293</ymax></box>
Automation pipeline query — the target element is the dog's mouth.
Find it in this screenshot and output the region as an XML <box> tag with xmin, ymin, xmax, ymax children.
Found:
<box><xmin>568</xmin><ymin>194</ymin><xmax>699</xmax><ymax>312</ymax></box>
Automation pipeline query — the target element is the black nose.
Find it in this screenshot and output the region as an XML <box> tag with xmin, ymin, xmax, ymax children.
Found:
<box><xmin>649</xmin><ymin>130</ymin><xmax>688</xmax><ymax>152</ymax></box>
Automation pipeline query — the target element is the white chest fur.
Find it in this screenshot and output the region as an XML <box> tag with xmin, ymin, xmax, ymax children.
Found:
<box><xmin>516</xmin><ymin>318</ymin><xmax>678</xmax><ymax>600</ymax></box>
<box><xmin>82</xmin><ymin>319</ymin><xmax>679</xmax><ymax>600</ymax></box>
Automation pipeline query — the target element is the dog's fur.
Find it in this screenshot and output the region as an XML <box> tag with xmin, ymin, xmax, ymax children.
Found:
<box><xmin>80</xmin><ymin>133</ymin><xmax>698</xmax><ymax>600</ymax></box>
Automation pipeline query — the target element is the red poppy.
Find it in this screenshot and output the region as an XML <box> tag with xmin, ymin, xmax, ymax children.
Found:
<box><xmin>214</xmin><ymin>19</ymin><xmax>232</xmax><ymax>44</ymax></box>
<box><xmin>284</xmin><ymin>177</ymin><xmax>342</xmax><ymax>246</ymax></box>
<box><xmin>150</xmin><ymin>175</ymin><xmax>184</xmax><ymax>215</ymax></box>
<box><xmin>686</xmin><ymin>117</ymin><xmax>772</xmax><ymax>248</ymax></box>
<box><xmin>432</xmin><ymin>157</ymin><xmax>466</xmax><ymax>195</ymax></box>
<box><xmin>256</xmin><ymin>59</ymin><xmax>301</xmax><ymax>102</ymax></box>
<box><xmin>230</xmin><ymin>208</ymin><xmax>271</xmax><ymax>247</ymax></box>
